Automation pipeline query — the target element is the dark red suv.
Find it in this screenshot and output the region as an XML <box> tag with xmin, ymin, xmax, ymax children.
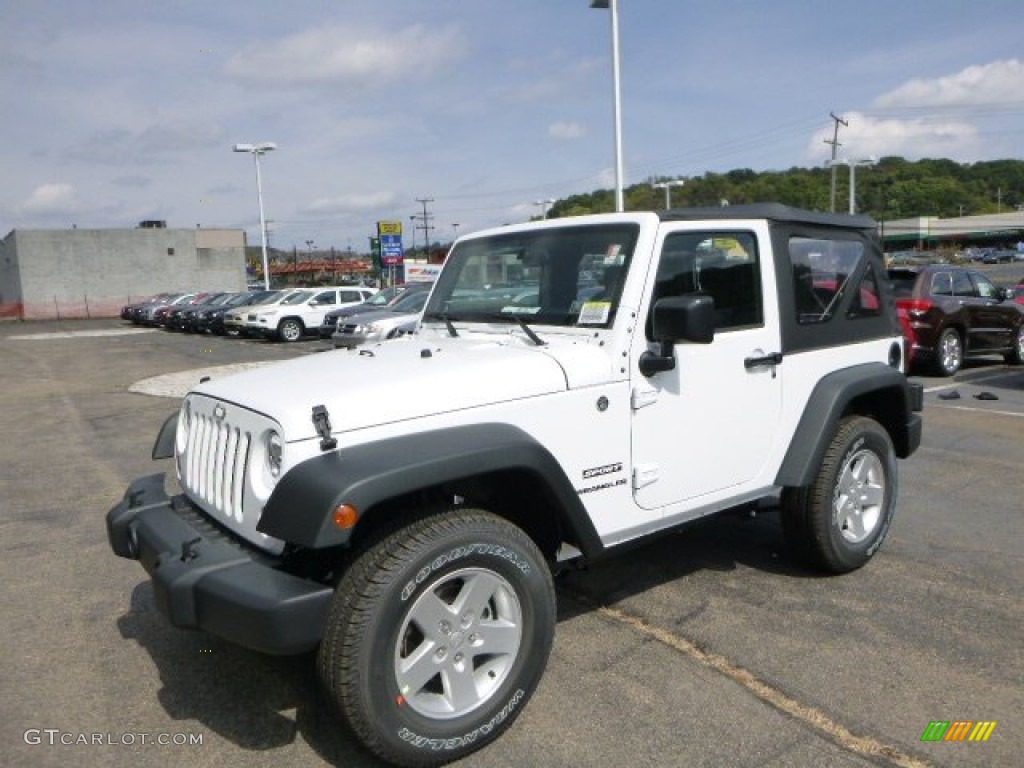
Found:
<box><xmin>888</xmin><ymin>265</ymin><xmax>1024</xmax><ymax>375</ymax></box>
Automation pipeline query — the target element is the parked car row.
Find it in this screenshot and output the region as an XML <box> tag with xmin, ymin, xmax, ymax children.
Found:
<box><xmin>121</xmin><ymin>282</ymin><xmax>439</xmax><ymax>347</ymax></box>
<box><xmin>888</xmin><ymin>265</ymin><xmax>1024</xmax><ymax>376</ymax></box>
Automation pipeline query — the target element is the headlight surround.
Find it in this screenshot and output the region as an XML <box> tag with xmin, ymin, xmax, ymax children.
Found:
<box><xmin>250</xmin><ymin>428</ymin><xmax>285</xmax><ymax>500</ymax></box>
<box><xmin>266</xmin><ymin>430</ymin><xmax>284</xmax><ymax>478</ymax></box>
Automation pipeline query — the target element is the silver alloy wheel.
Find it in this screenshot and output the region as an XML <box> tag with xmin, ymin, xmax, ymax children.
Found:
<box><xmin>279</xmin><ymin>319</ymin><xmax>302</xmax><ymax>342</ymax></box>
<box><xmin>939</xmin><ymin>329</ymin><xmax>962</xmax><ymax>374</ymax></box>
<box><xmin>394</xmin><ymin>567</ymin><xmax>522</xmax><ymax>720</ymax></box>
<box><xmin>833</xmin><ymin>448</ymin><xmax>885</xmax><ymax>543</ymax></box>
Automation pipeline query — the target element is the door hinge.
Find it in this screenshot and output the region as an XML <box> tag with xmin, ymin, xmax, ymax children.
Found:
<box><xmin>631</xmin><ymin>386</ymin><xmax>659</xmax><ymax>410</ymax></box>
<box><xmin>632</xmin><ymin>463</ymin><xmax>659</xmax><ymax>489</ymax></box>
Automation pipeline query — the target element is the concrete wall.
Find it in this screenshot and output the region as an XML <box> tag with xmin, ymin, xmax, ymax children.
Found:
<box><xmin>0</xmin><ymin>228</ymin><xmax>246</xmax><ymax>320</ymax></box>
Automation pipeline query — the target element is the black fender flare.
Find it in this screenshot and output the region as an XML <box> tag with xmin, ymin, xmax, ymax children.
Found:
<box><xmin>257</xmin><ymin>423</ymin><xmax>602</xmax><ymax>555</ymax></box>
<box><xmin>774</xmin><ymin>362</ymin><xmax>920</xmax><ymax>488</ymax></box>
<box><xmin>152</xmin><ymin>412</ymin><xmax>178</xmax><ymax>460</ymax></box>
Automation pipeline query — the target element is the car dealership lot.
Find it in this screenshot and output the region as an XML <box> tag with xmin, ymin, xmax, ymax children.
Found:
<box><xmin>1</xmin><ymin>320</ymin><xmax>1020</xmax><ymax>768</ymax></box>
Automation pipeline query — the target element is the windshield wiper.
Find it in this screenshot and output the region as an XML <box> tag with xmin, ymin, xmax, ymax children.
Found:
<box><xmin>423</xmin><ymin>311</ymin><xmax>459</xmax><ymax>337</ymax></box>
<box><xmin>481</xmin><ymin>312</ymin><xmax>545</xmax><ymax>346</ymax></box>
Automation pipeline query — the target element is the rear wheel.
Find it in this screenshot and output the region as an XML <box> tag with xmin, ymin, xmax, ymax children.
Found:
<box><xmin>1005</xmin><ymin>326</ymin><xmax>1024</xmax><ymax>365</ymax></box>
<box><xmin>782</xmin><ymin>416</ymin><xmax>897</xmax><ymax>574</ymax></box>
<box><xmin>318</xmin><ymin>508</ymin><xmax>555</xmax><ymax>767</ymax></box>
<box><xmin>933</xmin><ymin>327</ymin><xmax>962</xmax><ymax>376</ymax></box>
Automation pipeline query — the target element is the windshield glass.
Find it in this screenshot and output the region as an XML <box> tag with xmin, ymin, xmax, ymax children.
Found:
<box><xmin>424</xmin><ymin>223</ymin><xmax>639</xmax><ymax>328</ymax></box>
<box><xmin>281</xmin><ymin>290</ymin><xmax>313</xmax><ymax>305</ymax></box>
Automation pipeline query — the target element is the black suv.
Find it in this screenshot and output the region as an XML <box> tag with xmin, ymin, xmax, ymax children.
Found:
<box><xmin>889</xmin><ymin>265</ymin><xmax>1024</xmax><ymax>375</ymax></box>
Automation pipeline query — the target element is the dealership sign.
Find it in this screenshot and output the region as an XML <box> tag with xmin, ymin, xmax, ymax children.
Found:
<box><xmin>377</xmin><ymin>221</ymin><xmax>404</xmax><ymax>266</ymax></box>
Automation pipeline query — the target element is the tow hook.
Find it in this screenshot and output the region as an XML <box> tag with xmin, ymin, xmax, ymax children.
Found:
<box><xmin>180</xmin><ymin>537</ymin><xmax>202</xmax><ymax>562</ymax></box>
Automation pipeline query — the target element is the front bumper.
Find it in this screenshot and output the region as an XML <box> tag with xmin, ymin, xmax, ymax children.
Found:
<box><xmin>106</xmin><ymin>473</ymin><xmax>333</xmax><ymax>655</ymax></box>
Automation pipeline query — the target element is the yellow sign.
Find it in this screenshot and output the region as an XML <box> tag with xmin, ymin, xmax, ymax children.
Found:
<box><xmin>377</xmin><ymin>220</ymin><xmax>403</xmax><ymax>235</ymax></box>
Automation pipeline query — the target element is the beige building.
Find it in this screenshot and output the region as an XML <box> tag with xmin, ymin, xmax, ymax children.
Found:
<box><xmin>0</xmin><ymin>225</ymin><xmax>247</xmax><ymax>320</ymax></box>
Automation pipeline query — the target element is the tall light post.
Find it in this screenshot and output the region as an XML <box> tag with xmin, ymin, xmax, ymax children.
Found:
<box><xmin>534</xmin><ymin>199</ymin><xmax>555</xmax><ymax>219</ymax></box>
<box><xmin>652</xmin><ymin>180</ymin><xmax>685</xmax><ymax>210</ymax></box>
<box><xmin>233</xmin><ymin>142</ymin><xmax>277</xmax><ymax>290</ymax></box>
<box><xmin>825</xmin><ymin>156</ymin><xmax>877</xmax><ymax>215</ymax></box>
<box><xmin>591</xmin><ymin>0</ymin><xmax>624</xmax><ymax>212</ymax></box>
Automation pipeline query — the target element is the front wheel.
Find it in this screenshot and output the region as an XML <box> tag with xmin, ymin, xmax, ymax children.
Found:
<box><xmin>782</xmin><ymin>416</ymin><xmax>897</xmax><ymax>574</ymax></box>
<box><xmin>318</xmin><ymin>508</ymin><xmax>556</xmax><ymax>767</ymax></box>
<box><xmin>277</xmin><ymin>318</ymin><xmax>304</xmax><ymax>342</ymax></box>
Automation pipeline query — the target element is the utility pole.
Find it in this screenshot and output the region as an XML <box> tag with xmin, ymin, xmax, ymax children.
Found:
<box><xmin>824</xmin><ymin>112</ymin><xmax>848</xmax><ymax>213</ymax></box>
<box><xmin>415</xmin><ymin>197</ymin><xmax>435</xmax><ymax>259</ymax></box>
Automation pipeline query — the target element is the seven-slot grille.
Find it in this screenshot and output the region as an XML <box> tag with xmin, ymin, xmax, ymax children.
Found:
<box><xmin>180</xmin><ymin>407</ymin><xmax>252</xmax><ymax>524</ymax></box>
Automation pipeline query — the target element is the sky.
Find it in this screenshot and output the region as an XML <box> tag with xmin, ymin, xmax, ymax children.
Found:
<box><xmin>2</xmin><ymin>0</ymin><xmax>1023</xmax><ymax>253</ymax></box>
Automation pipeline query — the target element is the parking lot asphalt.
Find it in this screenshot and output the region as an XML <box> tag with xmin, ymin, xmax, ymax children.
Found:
<box><xmin>1</xmin><ymin>319</ymin><xmax>1021</xmax><ymax>768</ymax></box>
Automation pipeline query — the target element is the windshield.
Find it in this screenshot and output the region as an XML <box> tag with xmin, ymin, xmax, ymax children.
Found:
<box><xmin>281</xmin><ymin>290</ymin><xmax>313</xmax><ymax>305</ymax></box>
<box><xmin>391</xmin><ymin>288</ymin><xmax>431</xmax><ymax>312</ymax></box>
<box><xmin>423</xmin><ymin>223</ymin><xmax>639</xmax><ymax>328</ymax></box>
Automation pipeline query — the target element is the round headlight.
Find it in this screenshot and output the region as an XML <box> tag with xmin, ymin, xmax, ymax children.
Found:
<box><xmin>266</xmin><ymin>430</ymin><xmax>284</xmax><ymax>478</ymax></box>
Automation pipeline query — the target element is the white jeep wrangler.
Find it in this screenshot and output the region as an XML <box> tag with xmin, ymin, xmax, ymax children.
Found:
<box><xmin>107</xmin><ymin>204</ymin><xmax>922</xmax><ymax>766</ymax></box>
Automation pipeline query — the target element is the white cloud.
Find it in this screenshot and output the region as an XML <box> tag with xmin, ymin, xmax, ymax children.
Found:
<box><xmin>306</xmin><ymin>190</ymin><xmax>399</xmax><ymax>214</ymax></box>
<box><xmin>225</xmin><ymin>24</ymin><xmax>465</xmax><ymax>88</ymax></box>
<box><xmin>549</xmin><ymin>121</ymin><xmax>586</xmax><ymax>140</ymax></box>
<box><xmin>21</xmin><ymin>183</ymin><xmax>77</xmax><ymax>214</ymax></box>
<box><xmin>875</xmin><ymin>58</ymin><xmax>1023</xmax><ymax>107</ymax></box>
<box><xmin>806</xmin><ymin>111</ymin><xmax>979</xmax><ymax>163</ymax></box>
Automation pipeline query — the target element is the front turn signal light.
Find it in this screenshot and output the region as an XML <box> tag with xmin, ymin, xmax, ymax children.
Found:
<box><xmin>333</xmin><ymin>504</ymin><xmax>359</xmax><ymax>530</ymax></box>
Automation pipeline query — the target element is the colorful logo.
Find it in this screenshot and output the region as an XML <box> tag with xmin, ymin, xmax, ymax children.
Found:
<box><xmin>920</xmin><ymin>721</ymin><xmax>996</xmax><ymax>742</ymax></box>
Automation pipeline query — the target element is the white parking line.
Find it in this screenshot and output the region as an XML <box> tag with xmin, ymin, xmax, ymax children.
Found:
<box><xmin>930</xmin><ymin>403</ymin><xmax>1024</xmax><ymax>418</ymax></box>
<box><xmin>922</xmin><ymin>370</ymin><xmax>1016</xmax><ymax>393</ymax></box>
<box><xmin>8</xmin><ymin>329</ymin><xmax>156</xmax><ymax>340</ymax></box>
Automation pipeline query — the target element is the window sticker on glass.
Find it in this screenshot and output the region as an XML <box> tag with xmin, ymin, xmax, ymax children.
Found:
<box><xmin>578</xmin><ymin>301</ymin><xmax>612</xmax><ymax>325</ymax></box>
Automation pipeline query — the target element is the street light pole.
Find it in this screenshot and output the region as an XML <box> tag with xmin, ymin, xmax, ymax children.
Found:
<box><xmin>651</xmin><ymin>180</ymin><xmax>685</xmax><ymax>210</ymax></box>
<box><xmin>591</xmin><ymin>0</ymin><xmax>624</xmax><ymax>212</ymax></box>
<box><xmin>234</xmin><ymin>142</ymin><xmax>277</xmax><ymax>290</ymax></box>
<box><xmin>825</xmin><ymin>156</ymin><xmax>877</xmax><ymax>215</ymax></box>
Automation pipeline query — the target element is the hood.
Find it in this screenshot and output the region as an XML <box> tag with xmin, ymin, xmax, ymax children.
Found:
<box><xmin>193</xmin><ymin>334</ymin><xmax>610</xmax><ymax>442</ymax></box>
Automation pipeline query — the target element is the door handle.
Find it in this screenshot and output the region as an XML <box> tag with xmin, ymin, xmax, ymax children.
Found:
<box><xmin>744</xmin><ymin>352</ymin><xmax>783</xmax><ymax>369</ymax></box>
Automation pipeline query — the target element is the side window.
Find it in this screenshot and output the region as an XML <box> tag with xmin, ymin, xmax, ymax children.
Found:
<box><xmin>790</xmin><ymin>236</ymin><xmax>866</xmax><ymax>324</ymax></box>
<box><xmin>930</xmin><ymin>272</ymin><xmax>953</xmax><ymax>296</ymax></box>
<box><xmin>971</xmin><ymin>273</ymin><xmax>998</xmax><ymax>299</ymax></box>
<box><xmin>338</xmin><ymin>290</ymin><xmax>361</xmax><ymax>303</ymax></box>
<box><xmin>951</xmin><ymin>271</ymin><xmax>975</xmax><ymax>297</ymax></box>
<box><xmin>848</xmin><ymin>264</ymin><xmax>881</xmax><ymax>318</ymax></box>
<box><xmin>650</xmin><ymin>231</ymin><xmax>761</xmax><ymax>336</ymax></box>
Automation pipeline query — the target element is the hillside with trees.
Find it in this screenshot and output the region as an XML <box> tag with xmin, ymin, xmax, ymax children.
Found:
<box><xmin>546</xmin><ymin>157</ymin><xmax>1024</xmax><ymax>223</ymax></box>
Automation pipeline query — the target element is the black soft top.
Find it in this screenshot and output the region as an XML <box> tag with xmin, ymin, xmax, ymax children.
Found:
<box><xmin>659</xmin><ymin>203</ymin><xmax>876</xmax><ymax>231</ymax></box>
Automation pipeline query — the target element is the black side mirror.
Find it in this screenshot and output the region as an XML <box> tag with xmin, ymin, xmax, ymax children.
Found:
<box><xmin>639</xmin><ymin>295</ymin><xmax>716</xmax><ymax>377</ymax></box>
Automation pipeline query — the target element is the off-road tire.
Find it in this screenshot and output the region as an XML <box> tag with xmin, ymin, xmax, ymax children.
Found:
<box><xmin>277</xmin><ymin>318</ymin><xmax>304</xmax><ymax>342</ymax></box>
<box><xmin>318</xmin><ymin>508</ymin><xmax>555</xmax><ymax>767</ymax></box>
<box><xmin>782</xmin><ymin>416</ymin><xmax>897</xmax><ymax>574</ymax></box>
